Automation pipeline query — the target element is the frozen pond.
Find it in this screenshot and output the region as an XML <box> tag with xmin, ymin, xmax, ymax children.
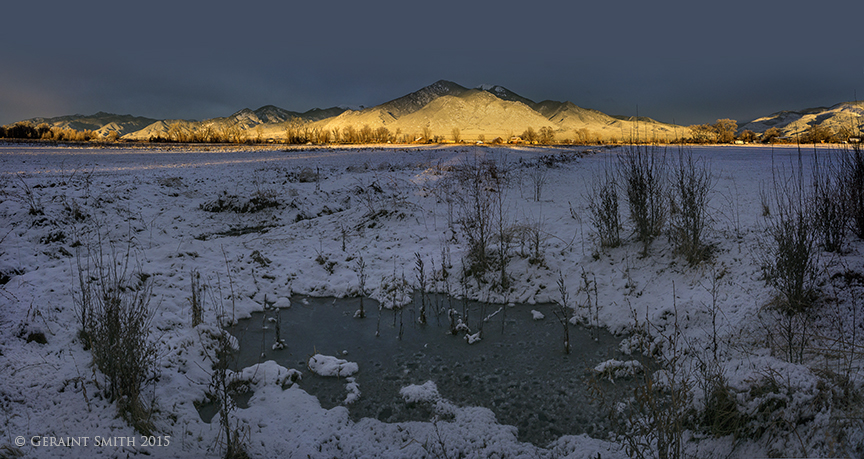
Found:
<box><xmin>216</xmin><ymin>294</ymin><xmax>635</xmax><ymax>446</ymax></box>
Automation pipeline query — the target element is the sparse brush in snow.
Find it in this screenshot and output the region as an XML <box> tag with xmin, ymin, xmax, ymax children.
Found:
<box><xmin>811</xmin><ymin>147</ymin><xmax>848</xmax><ymax>252</ymax></box>
<box><xmin>668</xmin><ymin>146</ymin><xmax>714</xmax><ymax>266</ymax></box>
<box><xmin>205</xmin><ymin>325</ymin><xmax>250</xmax><ymax>459</ymax></box>
<box><xmin>587</xmin><ymin>160</ymin><xmax>621</xmax><ymax>249</ymax></box>
<box><xmin>619</xmin><ymin>145</ymin><xmax>667</xmax><ymax>255</ymax></box>
<box><xmin>74</xmin><ymin>236</ymin><xmax>158</xmax><ymax>435</ymax></box>
<box><xmin>760</xmin><ymin>147</ymin><xmax>818</xmax><ymax>363</ymax></box>
<box><xmin>843</xmin><ymin>143</ymin><xmax>864</xmax><ymax>238</ymax></box>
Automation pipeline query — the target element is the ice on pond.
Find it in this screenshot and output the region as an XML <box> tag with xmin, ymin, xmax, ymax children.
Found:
<box><xmin>224</xmin><ymin>293</ymin><xmax>639</xmax><ymax>446</ymax></box>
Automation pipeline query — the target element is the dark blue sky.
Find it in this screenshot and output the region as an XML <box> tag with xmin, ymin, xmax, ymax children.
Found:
<box><xmin>2</xmin><ymin>0</ymin><xmax>862</xmax><ymax>126</ymax></box>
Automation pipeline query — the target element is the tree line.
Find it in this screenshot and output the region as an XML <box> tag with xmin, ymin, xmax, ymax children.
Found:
<box><xmin>688</xmin><ymin>118</ymin><xmax>861</xmax><ymax>144</ymax></box>
<box><xmin>0</xmin><ymin>121</ymin><xmax>104</xmax><ymax>142</ymax></box>
<box><xmin>2</xmin><ymin>118</ymin><xmax>859</xmax><ymax>145</ymax></box>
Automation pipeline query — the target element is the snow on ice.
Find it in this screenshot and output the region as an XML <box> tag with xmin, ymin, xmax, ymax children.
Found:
<box><xmin>307</xmin><ymin>354</ymin><xmax>359</xmax><ymax>378</ymax></box>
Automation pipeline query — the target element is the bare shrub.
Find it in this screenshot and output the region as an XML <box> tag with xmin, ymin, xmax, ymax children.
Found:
<box><xmin>16</xmin><ymin>175</ymin><xmax>43</xmax><ymax>216</ymax></box>
<box><xmin>451</xmin><ymin>127</ymin><xmax>461</xmax><ymax>143</ymax></box>
<box><xmin>737</xmin><ymin>365</ymin><xmax>863</xmax><ymax>457</ymax></box>
<box><xmin>842</xmin><ymin>143</ymin><xmax>864</xmax><ymax>239</ymax></box>
<box><xmin>760</xmin><ymin>148</ymin><xmax>818</xmax><ymax>363</ymax></box>
<box><xmin>764</xmin><ymin>151</ymin><xmax>817</xmax><ymax>315</ymax></box>
<box><xmin>587</xmin><ymin>162</ymin><xmax>621</xmax><ymax>249</ymax></box>
<box><xmin>207</xmin><ymin>329</ymin><xmax>250</xmax><ymax>459</ymax></box>
<box><xmin>449</xmin><ymin>153</ymin><xmax>505</xmax><ymax>281</ymax></box>
<box><xmin>492</xmin><ymin>177</ymin><xmax>513</xmax><ymax>293</ymax></box>
<box><xmin>597</xmin><ymin>302</ymin><xmax>691</xmax><ymax>459</ymax></box>
<box><xmin>524</xmin><ymin>217</ymin><xmax>547</xmax><ymax>266</ymax></box>
<box><xmin>527</xmin><ymin>164</ymin><xmax>548</xmax><ymax>202</ymax></box>
<box><xmin>823</xmin><ymin>264</ymin><xmax>864</xmax><ymax>382</ymax></box>
<box><xmin>74</xmin><ymin>240</ymin><xmax>157</xmax><ymax>434</ymax></box>
<box><xmin>200</xmin><ymin>189</ymin><xmax>279</xmax><ymax>213</ymax></box>
<box><xmin>668</xmin><ymin>147</ymin><xmax>714</xmax><ymax>265</ymax></box>
<box><xmin>759</xmin><ymin>183</ymin><xmax>771</xmax><ymax>217</ymax></box>
<box><xmin>619</xmin><ymin>145</ymin><xmax>667</xmax><ymax>255</ymax></box>
<box><xmin>538</xmin><ymin>126</ymin><xmax>556</xmax><ymax>144</ymax></box>
<box><xmin>811</xmin><ymin>148</ymin><xmax>848</xmax><ymax>252</ymax></box>
<box><xmin>244</xmin><ymin>189</ymin><xmax>280</xmax><ymax>212</ymax></box>
<box><xmin>694</xmin><ymin>359</ymin><xmax>741</xmax><ymax>438</ymax></box>
<box><xmin>198</xmin><ymin>264</ymin><xmax>250</xmax><ymax>458</ymax></box>
<box><xmin>421</xmin><ymin>126</ymin><xmax>434</xmax><ymax>143</ymax></box>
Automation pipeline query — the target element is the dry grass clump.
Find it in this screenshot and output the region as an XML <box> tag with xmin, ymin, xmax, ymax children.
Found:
<box><xmin>75</xmin><ymin>240</ymin><xmax>157</xmax><ymax>434</ymax></box>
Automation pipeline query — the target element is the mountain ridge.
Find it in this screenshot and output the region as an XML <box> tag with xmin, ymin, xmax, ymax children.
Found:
<box><xmin>738</xmin><ymin>101</ymin><xmax>864</xmax><ymax>139</ymax></box>
<box><xmin>10</xmin><ymin>80</ymin><xmax>861</xmax><ymax>143</ymax></box>
<box><xmin>22</xmin><ymin>112</ymin><xmax>159</xmax><ymax>137</ymax></box>
<box><xmin>11</xmin><ymin>80</ymin><xmax>686</xmax><ymax>142</ymax></box>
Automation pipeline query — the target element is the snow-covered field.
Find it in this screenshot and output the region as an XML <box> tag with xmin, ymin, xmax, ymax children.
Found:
<box><xmin>1</xmin><ymin>143</ymin><xmax>862</xmax><ymax>458</ymax></box>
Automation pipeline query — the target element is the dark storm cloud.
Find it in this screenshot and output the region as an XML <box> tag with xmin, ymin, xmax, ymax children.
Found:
<box><xmin>1</xmin><ymin>0</ymin><xmax>862</xmax><ymax>126</ymax></box>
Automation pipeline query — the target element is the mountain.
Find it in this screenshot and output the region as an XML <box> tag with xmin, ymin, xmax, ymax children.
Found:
<box><xmin>533</xmin><ymin>101</ymin><xmax>683</xmax><ymax>142</ymax></box>
<box><xmin>476</xmin><ymin>84</ymin><xmax>538</xmax><ymax>109</ymax></box>
<box><xmin>123</xmin><ymin>105</ymin><xmax>347</xmax><ymax>141</ymax></box>
<box><xmin>23</xmin><ymin>112</ymin><xmax>158</xmax><ymax>137</ymax></box>
<box><xmin>299</xmin><ymin>80</ymin><xmax>474</xmax><ymax>135</ymax></box>
<box><xmin>378</xmin><ymin>80</ymin><xmax>471</xmax><ymax>119</ymax></box>
<box><xmin>308</xmin><ymin>84</ymin><xmax>556</xmax><ymax>142</ymax></box>
<box><xmin>252</xmin><ymin>105</ymin><xmax>295</xmax><ymax>124</ymax></box>
<box><xmin>296</xmin><ymin>107</ymin><xmax>347</xmax><ymax>122</ymax></box>
<box><xmin>8</xmin><ymin>80</ymin><xmax>691</xmax><ymax>143</ymax></box>
<box><xmin>382</xmin><ymin>89</ymin><xmax>552</xmax><ymax>140</ymax></box>
<box><xmin>251</xmin><ymin>105</ymin><xmax>346</xmax><ymax>124</ymax></box>
<box><xmin>739</xmin><ymin>102</ymin><xmax>864</xmax><ymax>139</ymax></box>
<box><xmin>304</xmin><ymin>81</ymin><xmax>684</xmax><ymax>143</ymax></box>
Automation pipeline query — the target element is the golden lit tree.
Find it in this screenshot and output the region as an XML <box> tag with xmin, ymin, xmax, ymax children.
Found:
<box><xmin>714</xmin><ymin>119</ymin><xmax>738</xmax><ymax>143</ymax></box>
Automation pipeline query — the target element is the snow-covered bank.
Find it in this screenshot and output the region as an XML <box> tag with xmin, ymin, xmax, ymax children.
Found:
<box><xmin>1</xmin><ymin>144</ymin><xmax>861</xmax><ymax>458</ymax></box>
